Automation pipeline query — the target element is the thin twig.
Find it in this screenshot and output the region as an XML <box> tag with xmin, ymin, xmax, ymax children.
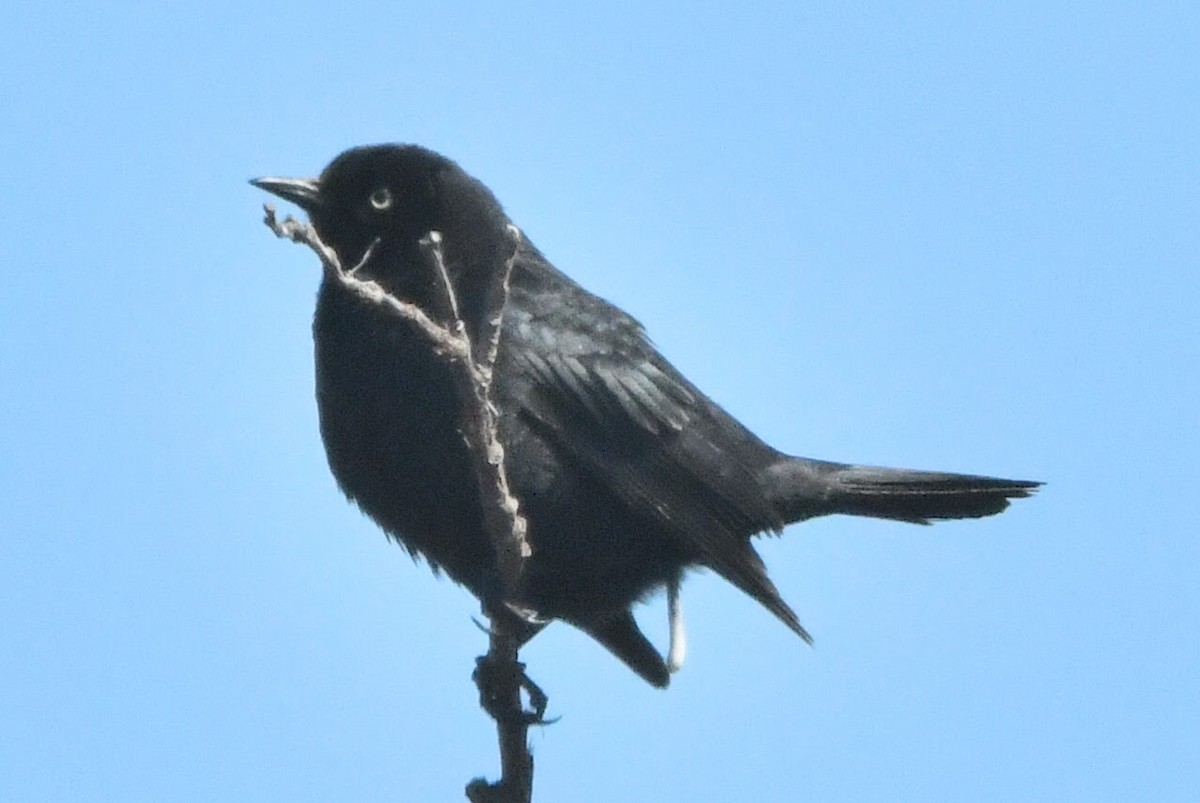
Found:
<box><xmin>262</xmin><ymin>205</ymin><xmax>469</xmax><ymax>361</ymax></box>
<box><xmin>475</xmin><ymin>224</ymin><xmax>524</xmax><ymax>389</ymax></box>
<box><xmin>419</xmin><ymin>230</ymin><xmax>464</xmax><ymax>326</ymax></box>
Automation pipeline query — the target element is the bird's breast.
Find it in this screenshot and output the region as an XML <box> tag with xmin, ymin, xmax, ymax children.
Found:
<box><xmin>311</xmin><ymin>280</ymin><xmax>496</xmax><ymax>591</ymax></box>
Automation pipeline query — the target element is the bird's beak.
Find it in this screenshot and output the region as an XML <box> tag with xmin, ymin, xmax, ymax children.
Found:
<box><xmin>250</xmin><ymin>176</ymin><xmax>323</xmax><ymax>212</ymax></box>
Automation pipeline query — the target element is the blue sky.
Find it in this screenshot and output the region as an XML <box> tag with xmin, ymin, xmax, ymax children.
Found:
<box><xmin>3</xmin><ymin>2</ymin><xmax>1197</xmax><ymax>801</ymax></box>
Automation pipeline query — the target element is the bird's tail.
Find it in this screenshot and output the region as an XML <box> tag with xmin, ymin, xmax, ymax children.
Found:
<box><xmin>765</xmin><ymin>458</ymin><xmax>1041</xmax><ymax>525</ymax></box>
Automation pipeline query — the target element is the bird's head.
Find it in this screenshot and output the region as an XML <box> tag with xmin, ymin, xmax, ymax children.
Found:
<box><xmin>252</xmin><ymin>144</ymin><xmax>510</xmax><ymax>269</ymax></box>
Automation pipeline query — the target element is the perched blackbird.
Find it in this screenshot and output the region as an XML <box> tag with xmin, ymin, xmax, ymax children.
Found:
<box><xmin>253</xmin><ymin>145</ymin><xmax>1039</xmax><ymax>688</ymax></box>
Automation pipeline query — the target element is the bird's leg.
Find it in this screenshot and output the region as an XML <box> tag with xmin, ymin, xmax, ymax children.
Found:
<box><xmin>667</xmin><ymin>575</ymin><xmax>687</xmax><ymax>674</ymax></box>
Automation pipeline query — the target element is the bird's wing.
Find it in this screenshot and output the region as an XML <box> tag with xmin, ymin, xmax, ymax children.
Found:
<box><xmin>501</xmin><ymin>252</ymin><xmax>806</xmax><ymax>638</ymax></box>
<box><xmin>513</xmin><ymin>319</ymin><xmax>695</xmax><ymax>436</ymax></box>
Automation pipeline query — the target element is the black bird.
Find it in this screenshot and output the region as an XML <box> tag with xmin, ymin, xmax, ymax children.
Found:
<box><xmin>252</xmin><ymin>145</ymin><xmax>1039</xmax><ymax>688</ymax></box>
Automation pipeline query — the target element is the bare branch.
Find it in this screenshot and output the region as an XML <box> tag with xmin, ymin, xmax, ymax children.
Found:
<box><xmin>261</xmin><ymin>202</ymin><xmax>538</xmax><ymax>803</ymax></box>
<box><xmin>466</xmin><ymin>629</ymin><xmax>535</xmax><ymax>803</ymax></box>
<box><xmin>414</xmin><ymin>230</ymin><xmax>533</xmax><ymax>595</ymax></box>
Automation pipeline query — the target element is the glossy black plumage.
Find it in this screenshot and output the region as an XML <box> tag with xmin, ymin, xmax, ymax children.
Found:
<box><xmin>253</xmin><ymin>145</ymin><xmax>1039</xmax><ymax>687</ymax></box>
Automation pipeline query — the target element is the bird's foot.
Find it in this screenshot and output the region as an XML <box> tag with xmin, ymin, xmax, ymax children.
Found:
<box><xmin>472</xmin><ymin>652</ymin><xmax>556</xmax><ymax>725</ymax></box>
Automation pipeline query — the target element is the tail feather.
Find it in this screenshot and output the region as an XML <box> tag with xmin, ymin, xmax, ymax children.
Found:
<box><xmin>827</xmin><ymin>465</ymin><xmax>1040</xmax><ymax>523</ymax></box>
<box><xmin>766</xmin><ymin>458</ymin><xmax>1041</xmax><ymax>525</ymax></box>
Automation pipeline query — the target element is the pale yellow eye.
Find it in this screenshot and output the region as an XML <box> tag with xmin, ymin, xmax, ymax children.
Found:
<box><xmin>369</xmin><ymin>187</ymin><xmax>393</xmax><ymax>210</ymax></box>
